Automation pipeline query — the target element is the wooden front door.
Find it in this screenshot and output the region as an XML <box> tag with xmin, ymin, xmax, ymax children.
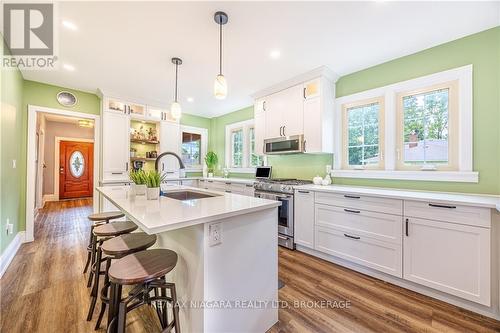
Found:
<box><xmin>59</xmin><ymin>141</ymin><xmax>94</xmax><ymax>199</ymax></box>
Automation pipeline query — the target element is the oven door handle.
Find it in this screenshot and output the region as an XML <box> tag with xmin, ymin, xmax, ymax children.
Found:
<box><xmin>278</xmin><ymin>235</ymin><xmax>288</xmax><ymax>240</ymax></box>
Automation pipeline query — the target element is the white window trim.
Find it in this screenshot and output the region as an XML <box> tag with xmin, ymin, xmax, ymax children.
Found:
<box><xmin>225</xmin><ymin>119</ymin><xmax>257</xmax><ymax>173</ymax></box>
<box><xmin>333</xmin><ymin>65</ymin><xmax>478</xmax><ymax>183</ymax></box>
<box><xmin>180</xmin><ymin>125</ymin><xmax>208</xmax><ymax>172</ymax></box>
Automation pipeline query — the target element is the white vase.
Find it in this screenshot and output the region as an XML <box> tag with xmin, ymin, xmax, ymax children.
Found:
<box><xmin>203</xmin><ymin>165</ymin><xmax>208</xmax><ymax>178</ymax></box>
<box><xmin>146</xmin><ymin>187</ymin><xmax>160</xmax><ymax>200</ymax></box>
<box><xmin>135</xmin><ymin>184</ymin><xmax>147</xmax><ymax>196</ymax></box>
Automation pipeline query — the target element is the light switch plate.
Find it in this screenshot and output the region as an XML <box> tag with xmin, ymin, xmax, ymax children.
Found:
<box><xmin>12</xmin><ymin>160</ymin><xmax>16</xmax><ymax>169</ymax></box>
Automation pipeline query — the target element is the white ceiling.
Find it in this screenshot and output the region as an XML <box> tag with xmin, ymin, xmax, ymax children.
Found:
<box><xmin>21</xmin><ymin>1</ymin><xmax>500</xmax><ymax>118</ymax></box>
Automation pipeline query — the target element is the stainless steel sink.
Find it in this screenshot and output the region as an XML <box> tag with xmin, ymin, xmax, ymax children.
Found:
<box><xmin>162</xmin><ymin>190</ymin><xmax>219</xmax><ymax>201</ymax></box>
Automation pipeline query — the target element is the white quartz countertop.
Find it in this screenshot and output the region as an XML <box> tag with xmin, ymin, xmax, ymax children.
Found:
<box><xmin>97</xmin><ymin>185</ymin><xmax>279</xmax><ymax>234</ymax></box>
<box><xmin>296</xmin><ymin>184</ymin><xmax>500</xmax><ymax>211</ymax></box>
<box><xmin>199</xmin><ymin>177</ymin><xmax>255</xmax><ymax>185</ymax></box>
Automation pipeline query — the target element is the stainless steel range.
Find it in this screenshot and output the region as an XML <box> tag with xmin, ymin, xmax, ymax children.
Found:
<box><xmin>254</xmin><ymin>178</ymin><xmax>312</xmax><ymax>249</ymax></box>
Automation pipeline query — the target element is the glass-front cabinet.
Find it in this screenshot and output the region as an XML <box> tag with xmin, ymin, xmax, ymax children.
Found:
<box><xmin>105</xmin><ymin>98</ymin><xmax>145</xmax><ymax>117</ymax></box>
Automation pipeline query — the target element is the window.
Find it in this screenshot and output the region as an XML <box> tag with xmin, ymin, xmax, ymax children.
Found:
<box><xmin>333</xmin><ymin>65</ymin><xmax>475</xmax><ymax>182</ymax></box>
<box><xmin>180</xmin><ymin>126</ymin><xmax>208</xmax><ymax>170</ymax></box>
<box><xmin>249</xmin><ymin>127</ymin><xmax>262</xmax><ymax>167</ymax></box>
<box><xmin>231</xmin><ymin>128</ymin><xmax>244</xmax><ymax>167</ymax></box>
<box><xmin>342</xmin><ymin>97</ymin><xmax>384</xmax><ymax>169</ymax></box>
<box><xmin>397</xmin><ymin>81</ymin><xmax>458</xmax><ymax>171</ymax></box>
<box><xmin>225</xmin><ymin>120</ymin><xmax>262</xmax><ymax>172</ymax></box>
<box><xmin>181</xmin><ymin>132</ymin><xmax>201</xmax><ymax>166</ymax></box>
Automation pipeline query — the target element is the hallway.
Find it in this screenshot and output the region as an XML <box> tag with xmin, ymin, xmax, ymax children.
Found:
<box><xmin>0</xmin><ymin>199</ymin><xmax>160</xmax><ymax>332</ymax></box>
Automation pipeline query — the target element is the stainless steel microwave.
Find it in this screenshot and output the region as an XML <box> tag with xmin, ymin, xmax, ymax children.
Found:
<box><xmin>263</xmin><ymin>135</ymin><xmax>305</xmax><ymax>155</ymax></box>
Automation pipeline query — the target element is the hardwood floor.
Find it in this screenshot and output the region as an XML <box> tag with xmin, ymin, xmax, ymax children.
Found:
<box><xmin>1</xmin><ymin>199</ymin><xmax>499</xmax><ymax>332</ymax></box>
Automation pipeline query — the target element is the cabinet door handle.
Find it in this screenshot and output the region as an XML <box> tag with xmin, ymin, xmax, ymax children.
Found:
<box><xmin>344</xmin><ymin>209</ymin><xmax>360</xmax><ymax>214</ymax></box>
<box><xmin>344</xmin><ymin>233</ymin><xmax>360</xmax><ymax>240</ymax></box>
<box><xmin>344</xmin><ymin>195</ymin><xmax>360</xmax><ymax>199</ymax></box>
<box><xmin>225</xmin><ymin>182</ymin><xmax>232</xmax><ymax>185</ymax></box>
<box><xmin>283</xmin><ymin>126</ymin><xmax>286</xmax><ymax>137</ymax></box>
<box><xmin>111</xmin><ymin>172</ymin><xmax>123</xmax><ymax>175</ymax></box>
<box><xmin>263</xmin><ymin>101</ymin><xmax>266</xmax><ymax>111</ymax></box>
<box><xmin>303</xmin><ymin>87</ymin><xmax>306</xmax><ymax>99</ymax></box>
<box><xmin>225</xmin><ymin>190</ymin><xmax>231</xmax><ymax>193</ymax></box>
<box><xmin>246</xmin><ymin>184</ymin><xmax>254</xmax><ymax>187</ymax></box>
<box><xmin>297</xmin><ymin>190</ymin><xmax>310</xmax><ymax>194</ymax></box>
<box><xmin>125</xmin><ymin>162</ymin><xmax>129</xmax><ymax>171</ymax></box>
<box><xmin>428</xmin><ymin>203</ymin><xmax>456</xmax><ymax>209</ymax></box>
<box><xmin>279</xmin><ymin>126</ymin><xmax>283</xmax><ymax>137</ymax></box>
<box><xmin>405</xmin><ymin>218</ymin><xmax>409</xmax><ymax>237</ymax></box>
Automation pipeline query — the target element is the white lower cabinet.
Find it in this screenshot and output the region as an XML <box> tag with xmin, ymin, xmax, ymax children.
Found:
<box><xmin>403</xmin><ymin>217</ymin><xmax>491</xmax><ymax>306</ymax></box>
<box><xmin>197</xmin><ymin>179</ymin><xmax>255</xmax><ymax>197</ymax></box>
<box><xmin>294</xmin><ymin>190</ymin><xmax>315</xmax><ymax>248</ymax></box>
<box><xmin>294</xmin><ymin>190</ymin><xmax>493</xmax><ymax>308</ymax></box>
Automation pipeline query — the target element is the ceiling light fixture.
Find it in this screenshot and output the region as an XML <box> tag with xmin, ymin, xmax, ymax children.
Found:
<box><xmin>63</xmin><ymin>64</ymin><xmax>75</xmax><ymax>71</ymax></box>
<box><xmin>213</xmin><ymin>11</ymin><xmax>228</xmax><ymax>100</ymax></box>
<box><xmin>170</xmin><ymin>57</ymin><xmax>183</xmax><ymax>119</ymax></box>
<box><xmin>187</xmin><ymin>97</ymin><xmax>194</xmax><ymax>103</ymax></box>
<box><xmin>62</xmin><ymin>20</ymin><xmax>78</xmax><ymax>31</ymax></box>
<box><xmin>270</xmin><ymin>50</ymin><xmax>281</xmax><ymax>59</ymax></box>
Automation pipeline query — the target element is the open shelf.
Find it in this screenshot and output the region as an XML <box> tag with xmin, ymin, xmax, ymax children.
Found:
<box><xmin>130</xmin><ymin>157</ymin><xmax>157</xmax><ymax>162</ymax></box>
<box><xmin>130</xmin><ymin>138</ymin><xmax>160</xmax><ymax>145</ymax></box>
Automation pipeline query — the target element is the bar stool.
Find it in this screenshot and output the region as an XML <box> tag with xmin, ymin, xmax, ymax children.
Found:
<box><xmin>87</xmin><ymin>221</ymin><xmax>138</xmax><ymax>321</ymax></box>
<box><xmin>107</xmin><ymin>249</ymin><xmax>180</xmax><ymax>333</ymax></box>
<box><xmin>93</xmin><ymin>232</ymin><xmax>157</xmax><ymax>330</ymax></box>
<box><xmin>84</xmin><ymin>212</ymin><xmax>125</xmax><ymax>276</ymax></box>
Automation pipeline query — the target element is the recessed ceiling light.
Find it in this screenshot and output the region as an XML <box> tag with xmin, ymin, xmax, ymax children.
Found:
<box><xmin>269</xmin><ymin>50</ymin><xmax>281</xmax><ymax>59</ymax></box>
<box><xmin>62</xmin><ymin>20</ymin><xmax>78</xmax><ymax>31</ymax></box>
<box><xmin>187</xmin><ymin>97</ymin><xmax>194</xmax><ymax>103</ymax></box>
<box><xmin>63</xmin><ymin>64</ymin><xmax>75</xmax><ymax>71</ymax></box>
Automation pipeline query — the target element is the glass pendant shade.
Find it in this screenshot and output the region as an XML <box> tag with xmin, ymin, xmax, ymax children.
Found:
<box><xmin>214</xmin><ymin>74</ymin><xmax>227</xmax><ymax>100</ymax></box>
<box><xmin>171</xmin><ymin>101</ymin><xmax>182</xmax><ymax>119</ymax></box>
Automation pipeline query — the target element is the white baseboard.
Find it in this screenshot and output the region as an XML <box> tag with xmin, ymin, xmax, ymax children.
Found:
<box><xmin>0</xmin><ymin>231</ymin><xmax>26</xmax><ymax>279</ymax></box>
<box><xmin>42</xmin><ymin>194</ymin><xmax>58</xmax><ymax>207</ymax></box>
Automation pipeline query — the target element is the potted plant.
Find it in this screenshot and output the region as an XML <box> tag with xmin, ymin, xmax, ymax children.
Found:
<box><xmin>204</xmin><ymin>151</ymin><xmax>218</xmax><ymax>178</ymax></box>
<box><xmin>130</xmin><ymin>170</ymin><xmax>147</xmax><ymax>195</ymax></box>
<box><xmin>145</xmin><ymin>170</ymin><xmax>165</xmax><ymax>200</ymax></box>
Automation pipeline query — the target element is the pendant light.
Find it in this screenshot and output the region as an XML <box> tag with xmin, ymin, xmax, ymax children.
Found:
<box><xmin>214</xmin><ymin>11</ymin><xmax>228</xmax><ymax>100</ymax></box>
<box><xmin>170</xmin><ymin>57</ymin><xmax>182</xmax><ymax>119</ymax></box>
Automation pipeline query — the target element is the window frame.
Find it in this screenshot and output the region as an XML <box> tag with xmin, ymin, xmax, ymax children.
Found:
<box><xmin>396</xmin><ymin>80</ymin><xmax>459</xmax><ymax>171</ymax></box>
<box><xmin>225</xmin><ymin>119</ymin><xmax>259</xmax><ymax>173</ymax></box>
<box><xmin>342</xmin><ymin>96</ymin><xmax>385</xmax><ymax>170</ymax></box>
<box><xmin>332</xmin><ymin>65</ymin><xmax>476</xmax><ymax>183</ymax></box>
<box><xmin>179</xmin><ymin>125</ymin><xmax>208</xmax><ymax>172</ymax></box>
<box><xmin>230</xmin><ymin>127</ymin><xmax>244</xmax><ymax>168</ymax></box>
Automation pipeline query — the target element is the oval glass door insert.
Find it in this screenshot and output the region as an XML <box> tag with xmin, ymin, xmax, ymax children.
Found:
<box><xmin>70</xmin><ymin>151</ymin><xmax>85</xmax><ymax>178</ymax></box>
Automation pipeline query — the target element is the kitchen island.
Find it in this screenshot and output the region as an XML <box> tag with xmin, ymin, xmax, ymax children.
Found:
<box><xmin>97</xmin><ymin>185</ymin><xmax>280</xmax><ymax>333</ymax></box>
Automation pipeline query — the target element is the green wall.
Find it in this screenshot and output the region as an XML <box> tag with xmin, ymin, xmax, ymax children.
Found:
<box><xmin>1</xmin><ymin>43</ymin><xmax>25</xmax><ymax>254</ymax></box>
<box><xmin>335</xmin><ymin>26</ymin><xmax>500</xmax><ymax>194</ymax></box>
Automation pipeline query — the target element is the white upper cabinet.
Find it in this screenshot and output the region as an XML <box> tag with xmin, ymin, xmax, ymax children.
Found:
<box><xmin>252</xmin><ymin>67</ymin><xmax>337</xmax><ymax>154</ymax></box>
<box><xmin>105</xmin><ymin>97</ymin><xmax>146</xmax><ymax>118</ymax></box>
<box><xmin>159</xmin><ymin>121</ymin><xmax>181</xmax><ymax>175</ymax></box>
<box><xmin>102</xmin><ymin>111</ymin><xmax>130</xmax><ymax>181</ymax></box>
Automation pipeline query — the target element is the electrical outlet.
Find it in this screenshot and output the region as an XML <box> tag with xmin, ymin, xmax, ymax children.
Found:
<box><xmin>209</xmin><ymin>223</ymin><xmax>222</xmax><ymax>247</ymax></box>
<box><xmin>6</xmin><ymin>219</ymin><xmax>13</xmax><ymax>235</ymax></box>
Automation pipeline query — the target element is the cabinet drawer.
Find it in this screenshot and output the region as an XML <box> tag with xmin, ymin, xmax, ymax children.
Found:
<box><xmin>103</xmin><ymin>171</ymin><xmax>129</xmax><ymax>182</ymax></box>
<box><xmin>315</xmin><ymin>204</ymin><xmax>402</xmax><ymax>244</ymax></box>
<box><xmin>315</xmin><ymin>226</ymin><xmax>402</xmax><ymax>277</ymax></box>
<box><xmin>206</xmin><ymin>181</ymin><xmax>225</xmax><ymax>191</ymax></box>
<box><xmin>315</xmin><ymin>192</ymin><xmax>403</xmax><ymax>215</ymax></box>
<box><xmin>404</xmin><ymin>200</ymin><xmax>490</xmax><ymax>228</ymax></box>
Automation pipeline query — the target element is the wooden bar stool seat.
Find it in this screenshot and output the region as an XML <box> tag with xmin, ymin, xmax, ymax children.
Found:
<box><xmin>84</xmin><ymin>211</ymin><xmax>125</xmax><ymax>275</ymax></box>
<box><xmin>86</xmin><ymin>221</ymin><xmax>139</xmax><ymax>321</ymax></box>
<box><xmin>107</xmin><ymin>249</ymin><xmax>180</xmax><ymax>333</ymax></box>
<box><xmin>92</xmin><ymin>233</ymin><xmax>157</xmax><ymax>330</ymax></box>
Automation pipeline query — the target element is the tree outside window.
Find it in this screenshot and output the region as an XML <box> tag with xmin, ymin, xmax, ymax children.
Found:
<box><xmin>181</xmin><ymin>132</ymin><xmax>202</xmax><ymax>167</ymax></box>
<box><xmin>231</xmin><ymin>129</ymin><xmax>244</xmax><ymax>167</ymax></box>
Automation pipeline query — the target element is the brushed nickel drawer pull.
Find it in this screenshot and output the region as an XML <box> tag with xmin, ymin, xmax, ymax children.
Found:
<box><xmin>344</xmin><ymin>233</ymin><xmax>360</xmax><ymax>240</ymax></box>
<box><xmin>344</xmin><ymin>209</ymin><xmax>360</xmax><ymax>214</ymax></box>
<box><xmin>428</xmin><ymin>203</ymin><xmax>457</xmax><ymax>209</ymax></box>
<box><xmin>344</xmin><ymin>195</ymin><xmax>360</xmax><ymax>199</ymax></box>
<box><xmin>297</xmin><ymin>190</ymin><xmax>310</xmax><ymax>194</ymax></box>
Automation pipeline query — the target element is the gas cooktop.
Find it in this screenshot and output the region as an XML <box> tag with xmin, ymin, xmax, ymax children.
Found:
<box><xmin>254</xmin><ymin>178</ymin><xmax>312</xmax><ymax>194</ymax></box>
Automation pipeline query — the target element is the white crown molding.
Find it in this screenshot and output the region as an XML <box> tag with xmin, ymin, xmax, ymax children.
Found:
<box><xmin>251</xmin><ymin>66</ymin><xmax>338</xmax><ymax>99</ymax></box>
